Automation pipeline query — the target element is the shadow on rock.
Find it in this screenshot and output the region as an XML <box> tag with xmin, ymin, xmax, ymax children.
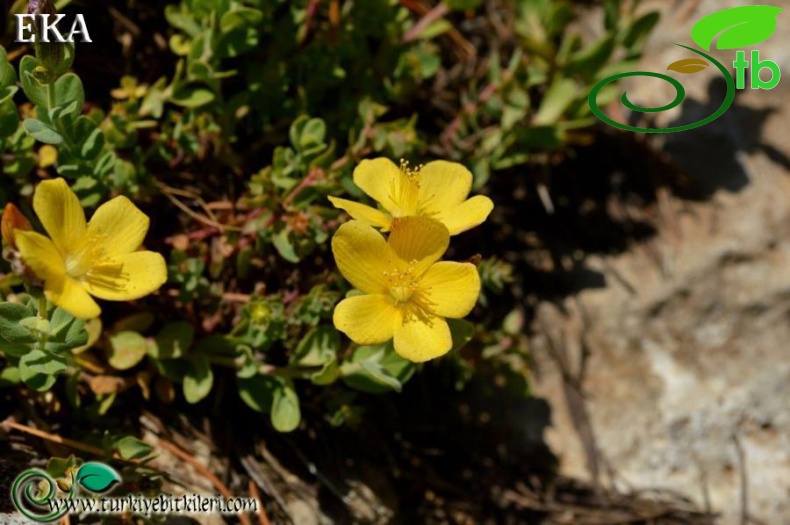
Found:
<box><xmin>663</xmin><ymin>76</ymin><xmax>790</xmax><ymax>196</ymax></box>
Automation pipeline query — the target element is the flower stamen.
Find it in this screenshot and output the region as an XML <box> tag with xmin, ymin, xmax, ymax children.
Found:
<box><xmin>388</xmin><ymin>159</ymin><xmax>422</xmax><ymax>217</ymax></box>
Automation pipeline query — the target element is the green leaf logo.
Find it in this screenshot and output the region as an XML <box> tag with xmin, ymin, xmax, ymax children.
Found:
<box><xmin>691</xmin><ymin>5</ymin><xmax>783</xmax><ymax>51</ymax></box>
<box><xmin>75</xmin><ymin>462</ymin><xmax>121</xmax><ymax>494</ymax></box>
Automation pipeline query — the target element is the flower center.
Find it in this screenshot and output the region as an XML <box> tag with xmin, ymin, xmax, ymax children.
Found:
<box><xmin>63</xmin><ymin>235</ymin><xmax>106</xmax><ymax>280</ymax></box>
<box><xmin>383</xmin><ymin>264</ymin><xmax>419</xmax><ymax>303</ymax></box>
<box><xmin>389</xmin><ymin>160</ymin><xmax>422</xmax><ymax>217</ymax></box>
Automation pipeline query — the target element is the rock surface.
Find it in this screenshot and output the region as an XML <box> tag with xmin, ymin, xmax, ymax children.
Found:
<box><xmin>532</xmin><ymin>1</ymin><xmax>790</xmax><ymax>524</ymax></box>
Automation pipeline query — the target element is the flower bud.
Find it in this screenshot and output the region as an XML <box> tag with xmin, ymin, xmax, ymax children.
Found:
<box><xmin>29</xmin><ymin>0</ymin><xmax>73</xmax><ymax>82</ymax></box>
<box><xmin>1</xmin><ymin>203</ymin><xmax>33</xmax><ymax>249</ymax></box>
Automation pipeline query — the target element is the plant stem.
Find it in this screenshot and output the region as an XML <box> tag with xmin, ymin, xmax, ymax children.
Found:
<box><xmin>37</xmin><ymin>294</ymin><xmax>49</xmax><ymax>350</ymax></box>
<box><xmin>46</xmin><ymin>81</ymin><xmax>56</xmax><ymax>110</ymax></box>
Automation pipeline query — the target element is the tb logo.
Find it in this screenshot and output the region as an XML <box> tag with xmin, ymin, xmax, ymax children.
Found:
<box><xmin>589</xmin><ymin>5</ymin><xmax>784</xmax><ymax>133</ymax></box>
<box><xmin>733</xmin><ymin>50</ymin><xmax>780</xmax><ymax>90</ymax></box>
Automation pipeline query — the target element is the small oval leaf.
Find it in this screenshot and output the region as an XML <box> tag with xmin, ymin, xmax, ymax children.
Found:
<box><xmin>76</xmin><ymin>462</ymin><xmax>121</xmax><ymax>494</ymax></box>
<box><xmin>691</xmin><ymin>6</ymin><xmax>783</xmax><ymax>51</ymax></box>
<box><xmin>667</xmin><ymin>58</ymin><xmax>709</xmax><ymax>75</ymax></box>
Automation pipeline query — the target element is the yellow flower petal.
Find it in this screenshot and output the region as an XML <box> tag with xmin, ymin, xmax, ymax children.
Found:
<box><xmin>417</xmin><ymin>262</ymin><xmax>480</xmax><ymax>318</ymax></box>
<box><xmin>15</xmin><ymin>230</ymin><xmax>65</xmax><ymax>281</ymax></box>
<box><xmin>332</xmin><ymin>220</ymin><xmax>397</xmax><ymax>294</ymax></box>
<box><xmin>45</xmin><ymin>273</ymin><xmax>101</xmax><ymax>320</ymax></box>
<box><xmin>417</xmin><ymin>160</ymin><xmax>472</xmax><ymax>215</ymax></box>
<box><xmin>434</xmin><ymin>195</ymin><xmax>494</xmax><ymax>235</ymax></box>
<box><xmin>393</xmin><ymin>315</ymin><xmax>452</xmax><ymax>362</ymax></box>
<box><xmin>86</xmin><ymin>196</ymin><xmax>150</xmax><ymax>258</ymax></box>
<box><xmin>33</xmin><ymin>178</ymin><xmax>87</xmax><ymax>255</ymax></box>
<box><xmin>83</xmin><ymin>251</ymin><xmax>167</xmax><ymax>301</ymax></box>
<box><xmin>327</xmin><ymin>196</ymin><xmax>392</xmax><ymax>230</ymax></box>
<box><xmin>38</xmin><ymin>145</ymin><xmax>58</xmax><ymax>168</ymax></box>
<box><xmin>333</xmin><ymin>294</ymin><xmax>401</xmax><ymax>345</ymax></box>
<box><xmin>353</xmin><ymin>158</ymin><xmax>402</xmax><ymax>213</ymax></box>
<box><xmin>388</xmin><ymin>217</ymin><xmax>449</xmax><ymax>275</ymax></box>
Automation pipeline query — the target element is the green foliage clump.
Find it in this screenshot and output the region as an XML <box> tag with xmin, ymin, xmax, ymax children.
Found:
<box><xmin>0</xmin><ymin>0</ymin><xmax>658</xmax><ymax>436</ymax></box>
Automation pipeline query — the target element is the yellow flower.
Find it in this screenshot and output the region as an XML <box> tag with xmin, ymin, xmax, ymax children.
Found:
<box><xmin>332</xmin><ymin>217</ymin><xmax>480</xmax><ymax>362</ymax></box>
<box><xmin>328</xmin><ymin>158</ymin><xmax>493</xmax><ymax>235</ymax></box>
<box><xmin>15</xmin><ymin>179</ymin><xmax>168</xmax><ymax>319</ymax></box>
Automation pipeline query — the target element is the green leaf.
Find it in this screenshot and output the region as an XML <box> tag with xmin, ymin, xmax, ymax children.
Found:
<box><xmin>691</xmin><ymin>6</ymin><xmax>783</xmax><ymax>51</ymax></box>
<box><xmin>114</xmin><ymin>436</ymin><xmax>153</xmax><ymax>460</ymax></box>
<box><xmin>447</xmin><ymin>318</ymin><xmax>475</xmax><ymax>353</ymax></box>
<box><xmin>108</xmin><ymin>332</ymin><xmax>149</xmax><ymax>370</ymax></box>
<box><xmin>565</xmin><ymin>33</ymin><xmax>616</xmax><ymax>78</ymax></box>
<box><xmin>20</xmin><ymin>55</ymin><xmax>47</xmax><ymax>107</ymax></box>
<box><xmin>0</xmin><ymin>303</ymin><xmax>38</xmax><ymax>345</ymax></box>
<box><xmin>0</xmin><ymin>98</ymin><xmax>18</xmax><ymax>138</ymax></box>
<box><xmin>20</xmin><ymin>349</ymin><xmax>68</xmax><ymax>376</ymax></box>
<box><xmin>46</xmin><ymin>315</ymin><xmax>87</xmax><ymax>354</ymax></box>
<box><xmin>76</xmin><ymin>462</ymin><xmax>121</xmax><ymax>494</ymax></box>
<box><xmin>153</xmin><ymin>358</ymin><xmax>189</xmax><ymax>382</ymax></box>
<box><xmin>49</xmin><ymin>307</ymin><xmax>77</xmax><ymax>338</ymax></box>
<box><xmin>170</xmin><ymin>84</ymin><xmax>215</xmax><ymax>108</ymax></box>
<box><xmin>623</xmin><ymin>11</ymin><xmax>660</xmax><ymax>49</ymax></box>
<box><xmin>0</xmin><ymin>85</ymin><xmax>17</xmax><ymax>105</ymax></box>
<box><xmin>340</xmin><ymin>343</ymin><xmax>415</xmax><ymax>394</ymax></box>
<box><xmin>272</xmin><ymin>229</ymin><xmax>300</xmax><ymax>263</ymax></box>
<box><xmin>416</xmin><ymin>20</ymin><xmax>452</xmax><ymax>40</ymax></box>
<box><xmin>23</xmin><ymin>118</ymin><xmax>63</xmax><ymax>144</ymax></box>
<box><xmin>45</xmin><ymin>455</ymin><xmax>79</xmax><ymax>479</ymax></box>
<box><xmin>151</xmin><ymin>322</ymin><xmax>194</xmax><ymax>359</ymax></box>
<box><xmin>0</xmin><ymin>366</ymin><xmax>21</xmax><ymax>387</ymax></box>
<box><xmin>220</xmin><ymin>7</ymin><xmax>263</xmax><ymax>33</ymax></box>
<box><xmin>19</xmin><ymin>348</ymin><xmax>66</xmax><ymax>391</ymax></box>
<box><xmin>48</xmin><ymin>101</ymin><xmax>79</xmax><ymax>129</ymax></box>
<box><xmin>271</xmin><ymin>379</ymin><xmax>300</xmax><ymax>432</ymax></box>
<box><xmin>311</xmin><ymin>360</ymin><xmax>340</xmax><ymax>386</ymax></box>
<box><xmin>23</xmin><ymin>373</ymin><xmax>57</xmax><ymax>392</ymax></box>
<box><xmin>288</xmin><ymin>115</ymin><xmax>309</xmax><ymax>149</ymax></box>
<box><xmin>237</xmin><ymin>374</ymin><xmax>277</xmax><ymax>413</ymax></box>
<box><xmin>354</xmin><ymin>360</ymin><xmax>402</xmax><ymax>392</ymax></box>
<box><xmin>183</xmin><ymin>353</ymin><xmax>213</xmax><ymax>403</ymax></box>
<box><xmin>292</xmin><ymin>326</ymin><xmax>338</xmax><ymax>367</ymax></box>
<box><xmin>73</xmin><ymin>116</ymin><xmax>105</xmax><ymax>160</ymax></box>
<box><xmin>97</xmin><ymin>392</ymin><xmax>117</xmax><ymax>415</ymax></box>
<box><xmin>298</xmin><ymin>118</ymin><xmax>326</xmax><ymax>150</ymax></box>
<box><xmin>93</xmin><ymin>151</ymin><xmax>117</xmax><ymax>178</ymax></box>
<box><xmin>603</xmin><ymin>0</ymin><xmax>620</xmax><ymax>31</ymax></box>
<box><xmin>165</xmin><ymin>6</ymin><xmax>202</xmax><ymax>37</ymax></box>
<box><xmin>140</xmin><ymin>86</ymin><xmax>166</xmax><ymax>118</ymax></box>
<box><xmin>0</xmin><ymin>48</ymin><xmax>17</xmax><ymax>89</ymax></box>
<box><xmin>533</xmin><ymin>78</ymin><xmax>576</xmax><ymax>125</ymax></box>
<box><xmin>19</xmin><ymin>316</ymin><xmax>51</xmax><ymax>335</ymax></box>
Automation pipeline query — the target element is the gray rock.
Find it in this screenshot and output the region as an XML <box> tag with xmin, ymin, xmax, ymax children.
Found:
<box><xmin>532</xmin><ymin>2</ymin><xmax>790</xmax><ymax>524</ymax></box>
